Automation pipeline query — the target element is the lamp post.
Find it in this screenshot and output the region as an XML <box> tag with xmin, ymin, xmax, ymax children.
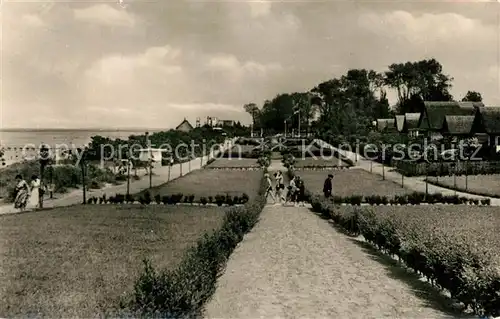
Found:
<box><xmin>79</xmin><ymin>147</ymin><xmax>88</xmax><ymax>204</ymax></box>
<box><xmin>126</xmin><ymin>159</ymin><xmax>131</xmax><ymax>197</ymax></box>
<box><xmin>39</xmin><ymin>144</ymin><xmax>50</xmax><ymax>208</ymax></box>
<box><xmin>145</xmin><ymin>132</ymin><xmax>152</xmax><ymax>189</ymax></box>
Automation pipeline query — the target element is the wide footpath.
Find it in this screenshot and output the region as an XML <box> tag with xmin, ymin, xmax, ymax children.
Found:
<box><xmin>204</xmin><ymin>160</ymin><xmax>468</xmax><ymax>318</ymax></box>
<box><xmin>0</xmin><ymin>139</ymin><xmax>234</xmax><ymax>215</ymax></box>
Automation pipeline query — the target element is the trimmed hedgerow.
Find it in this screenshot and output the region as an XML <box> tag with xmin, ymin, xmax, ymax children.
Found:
<box><xmin>123</xmin><ymin>171</ymin><xmax>267</xmax><ymax>317</ymax></box>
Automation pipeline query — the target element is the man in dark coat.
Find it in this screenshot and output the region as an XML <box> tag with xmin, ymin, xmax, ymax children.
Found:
<box><xmin>323</xmin><ymin>174</ymin><xmax>333</xmax><ymax>198</ymax></box>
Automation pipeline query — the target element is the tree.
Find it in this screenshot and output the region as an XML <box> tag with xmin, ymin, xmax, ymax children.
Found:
<box><xmin>462</xmin><ymin>90</ymin><xmax>482</xmax><ymax>102</ymax></box>
<box><xmin>384</xmin><ymin>59</ymin><xmax>453</xmax><ymax>114</ymax></box>
<box><xmin>243</xmin><ymin>103</ymin><xmax>261</xmax><ymax>128</ymax></box>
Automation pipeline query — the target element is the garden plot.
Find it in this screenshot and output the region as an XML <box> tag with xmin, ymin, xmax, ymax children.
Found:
<box><xmin>426</xmin><ymin>174</ymin><xmax>500</xmax><ymax>198</ymax></box>
<box><xmin>0</xmin><ymin>205</ymin><xmax>225</xmax><ymax>317</ymax></box>
<box><xmin>205</xmin><ymin>158</ymin><xmax>260</xmax><ymax>168</ymax></box>
<box><xmin>144</xmin><ymin>169</ymin><xmax>262</xmax><ymax>199</ymax></box>
<box><xmin>298</xmin><ymin>168</ymin><xmax>411</xmax><ymax>197</ymax></box>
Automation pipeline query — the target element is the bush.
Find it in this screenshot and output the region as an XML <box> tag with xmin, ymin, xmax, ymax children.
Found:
<box><xmin>154</xmin><ymin>194</ymin><xmax>161</xmax><ymax>204</ymax></box>
<box><xmin>126</xmin><ymin>171</ymin><xmax>267</xmax><ymax>317</ymax></box>
<box><xmin>214</xmin><ymin>195</ymin><xmax>225</xmax><ymax>206</ymax></box>
<box><xmin>200</xmin><ymin>197</ymin><xmax>208</xmax><ymax>205</ymax></box>
<box><xmin>208</xmin><ymin>196</ymin><xmax>213</xmax><ymax>204</ymax></box>
<box><xmin>161</xmin><ymin>195</ymin><xmax>170</xmax><ymax>205</ymax></box>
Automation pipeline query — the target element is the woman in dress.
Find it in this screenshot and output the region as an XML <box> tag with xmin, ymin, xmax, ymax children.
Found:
<box><xmin>28</xmin><ymin>175</ymin><xmax>41</xmax><ymax>209</ymax></box>
<box><xmin>297</xmin><ymin>176</ymin><xmax>306</xmax><ymax>207</ymax></box>
<box><xmin>13</xmin><ymin>174</ymin><xmax>30</xmax><ymax>211</ymax></box>
<box><xmin>264</xmin><ymin>173</ymin><xmax>276</xmax><ymax>203</ymax></box>
<box><xmin>274</xmin><ymin>170</ymin><xmax>285</xmax><ymax>203</ymax></box>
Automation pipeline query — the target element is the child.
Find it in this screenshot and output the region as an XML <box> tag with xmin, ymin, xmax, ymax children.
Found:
<box><xmin>264</xmin><ymin>173</ymin><xmax>276</xmax><ymax>203</ymax></box>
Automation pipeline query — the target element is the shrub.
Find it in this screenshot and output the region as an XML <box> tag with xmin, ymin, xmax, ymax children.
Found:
<box><xmin>208</xmin><ymin>196</ymin><xmax>213</xmax><ymax>204</ymax></box>
<box><xmin>141</xmin><ymin>191</ymin><xmax>152</xmax><ymax>205</ymax></box>
<box><xmin>188</xmin><ymin>194</ymin><xmax>195</xmax><ymax>204</ymax></box>
<box><xmin>115</xmin><ymin>194</ymin><xmax>125</xmax><ymax>204</ymax></box>
<box><xmin>125</xmin><ymin>194</ymin><xmax>134</xmax><ymax>203</ymax></box>
<box><xmin>240</xmin><ymin>193</ymin><xmax>249</xmax><ymax>204</ymax></box>
<box><xmin>161</xmin><ymin>195</ymin><xmax>170</xmax><ymax>205</ymax></box>
<box><xmin>214</xmin><ymin>195</ymin><xmax>225</xmax><ymax>206</ymax></box>
<box><xmin>200</xmin><ymin>197</ymin><xmax>208</xmax><ymax>205</ymax></box>
<box><xmin>154</xmin><ymin>194</ymin><xmax>161</xmax><ymax>204</ymax></box>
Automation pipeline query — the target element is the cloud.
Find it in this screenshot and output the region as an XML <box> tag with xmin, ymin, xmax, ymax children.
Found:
<box><xmin>21</xmin><ymin>14</ymin><xmax>45</xmax><ymax>27</ymax></box>
<box><xmin>73</xmin><ymin>4</ymin><xmax>136</xmax><ymax>27</ymax></box>
<box><xmin>4</xmin><ymin>2</ymin><xmax>500</xmax><ymax>129</ymax></box>
<box><xmin>248</xmin><ymin>1</ymin><xmax>272</xmax><ymax>18</ymax></box>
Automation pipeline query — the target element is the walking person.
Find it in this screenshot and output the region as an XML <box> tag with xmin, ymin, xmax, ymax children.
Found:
<box><xmin>13</xmin><ymin>174</ymin><xmax>30</xmax><ymax>212</ymax></box>
<box><xmin>297</xmin><ymin>176</ymin><xmax>306</xmax><ymax>207</ymax></box>
<box><xmin>264</xmin><ymin>173</ymin><xmax>276</xmax><ymax>203</ymax></box>
<box><xmin>285</xmin><ymin>175</ymin><xmax>297</xmax><ymax>206</ymax></box>
<box><xmin>323</xmin><ymin>174</ymin><xmax>333</xmax><ymax>198</ymax></box>
<box><xmin>28</xmin><ymin>175</ymin><xmax>41</xmax><ymax>209</ymax></box>
<box><xmin>274</xmin><ymin>170</ymin><xmax>285</xmax><ymax>203</ymax></box>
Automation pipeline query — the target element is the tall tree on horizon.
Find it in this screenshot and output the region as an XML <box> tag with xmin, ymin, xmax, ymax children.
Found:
<box><xmin>461</xmin><ymin>90</ymin><xmax>482</xmax><ymax>102</ymax></box>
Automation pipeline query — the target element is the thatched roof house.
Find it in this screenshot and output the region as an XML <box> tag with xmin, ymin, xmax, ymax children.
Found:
<box><xmin>418</xmin><ymin>101</ymin><xmax>482</xmax><ymax>131</ymax></box>
<box><xmin>442</xmin><ymin>115</ymin><xmax>475</xmax><ymax>136</ymax></box>
<box><xmin>471</xmin><ymin>107</ymin><xmax>500</xmax><ymax>135</ymax></box>
<box><xmin>395</xmin><ymin>115</ymin><xmax>405</xmax><ymax>132</ymax></box>
<box><xmin>376</xmin><ymin>119</ymin><xmax>396</xmax><ymax>132</ymax></box>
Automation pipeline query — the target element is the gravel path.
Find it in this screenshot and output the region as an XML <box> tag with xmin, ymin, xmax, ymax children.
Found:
<box><xmin>204</xmin><ymin>203</ymin><xmax>461</xmax><ymax>318</ymax></box>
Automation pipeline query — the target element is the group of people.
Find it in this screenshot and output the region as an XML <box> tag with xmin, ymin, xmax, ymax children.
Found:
<box><xmin>12</xmin><ymin>174</ymin><xmax>43</xmax><ymax>211</ymax></box>
<box><xmin>265</xmin><ymin>170</ymin><xmax>306</xmax><ymax>206</ymax></box>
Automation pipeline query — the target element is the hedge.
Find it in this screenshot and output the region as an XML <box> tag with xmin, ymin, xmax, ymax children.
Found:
<box><xmin>121</xmin><ymin>171</ymin><xmax>267</xmax><ymax>317</ymax></box>
<box><xmin>392</xmin><ymin>159</ymin><xmax>500</xmax><ymax>177</ymax></box>
<box><xmin>308</xmin><ymin>195</ymin><xmax>500</xmax><ymax>317</ymax></box>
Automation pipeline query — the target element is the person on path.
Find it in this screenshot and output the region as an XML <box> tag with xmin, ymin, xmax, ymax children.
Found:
<box><xmin>274</xmin><ymin>170</ymin><xmax>285</xmax><ymax>203</ymax></box>
<box><xmin>297</xmin><ymin>177</ymin><xmax>306</xmax><ymax>207</ymax></box>
<box><xmin>323</xmin><ymin>174</ymin><xmax>333</xmax><ymax>198</ymax></box>
<box><xmin>264</xmin><ymin>173</ymin><xmax>276</xmax><ymax>203</ymax></box>
<box><xmin>13</xmin><ymin>174</ymin><xmax>30</xmax><ymax>212</ymax></box>
<box><xmin>28</xmin><ymin>175</ymin><xmax>41</xmax><ymax>209</ymax></box>
<box><xmin>285</xmin><ymin>176</ymin><xmax>298</xmax><ymax>205</ymax></box>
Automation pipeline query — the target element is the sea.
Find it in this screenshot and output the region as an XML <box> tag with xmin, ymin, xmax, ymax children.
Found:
<box><xmin>0</xmin><ymin>129</ymin><xmax>163</xmax><ymax>166</ymax></box>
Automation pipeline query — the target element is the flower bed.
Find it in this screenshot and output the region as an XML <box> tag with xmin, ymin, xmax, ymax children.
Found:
<box><xmin>308</xmin><ymin>196</ymin><xmax>500</xmax><ymax>317</ymax></box>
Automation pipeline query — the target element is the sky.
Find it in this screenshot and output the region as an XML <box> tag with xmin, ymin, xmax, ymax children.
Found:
<box><xmin>2</xmin><ymin>0</ymin><xmax>500</xmax><ymax>129</ymax></box>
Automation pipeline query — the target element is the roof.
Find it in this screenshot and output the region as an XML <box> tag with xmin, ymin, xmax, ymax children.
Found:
<box><xmin>376</xmin><ymin>119</ymin><xmax>395</xmax><ymax>131</ymax></box>
<box><xmin>175</xmin><ymin>118</ymin><xmax>193</xmax><ymax>130</ymax></box>
<box><xmin>423</xmin><ymin>101</ymin><xmax>479</xmax><ymax>130</ymax></box>
<box><xmin>443</xmin><ymin>115</ymin><xmax>475</xmax><ymax>135</ymax></box>
<box><xmin>405</xmin><ymin>113</ymin><xmax>420</xmax><ymax>129</ymax></box>
<box><xmin>477</xmin><ymin>107</ymin><xmax>500</xmax><ymax>134</ymax></box>
<box><xmin>395</xmin><ymin>115</ymin><xmax>405</xmax><ymax>132</ymax></box>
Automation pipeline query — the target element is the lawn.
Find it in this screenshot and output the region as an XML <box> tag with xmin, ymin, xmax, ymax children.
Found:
<box><xmin>426</xmin><ymin>175</ymin><xmax>500</xmax><ymax>198</ymax></box>
<box><xmin>298</xmin><ymin>168</ymin><xmax>411</xmax><ymax>197</ymax></box>
<box><xmin>0</xmin><ymin>205</ymin><xmax>225</xmax><ymax>317</ymax></box>
<box><xmin>143</xmin><ymin>169</ymin><xmax>262</xmax><ymax>199</ymax></box>
<box><xmin>294</xmin><ymin>157</ymin><xmax>351</xmax><ymax>168</ymax></box>
<box><xmin>205</xmin><ymin>158</ymin><xmax>260</xmax><ymax>168</ymax></box>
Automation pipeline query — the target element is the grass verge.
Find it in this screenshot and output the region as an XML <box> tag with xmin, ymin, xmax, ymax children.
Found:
<box><xmin>122</xmin><ymin>170</ymin><xmax>267</xmax><ymax>317</ymax></box>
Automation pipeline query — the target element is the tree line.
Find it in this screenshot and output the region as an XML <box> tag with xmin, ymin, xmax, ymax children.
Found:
<box><xmin>244</xmin><ymin>58</ymin><xmax>482</xmax><ymax>142</ymax></box>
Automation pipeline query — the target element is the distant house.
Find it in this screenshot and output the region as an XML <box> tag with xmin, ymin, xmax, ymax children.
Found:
<box><xmin>376</xmin><ymin>119</ymin><xmax>396</xmax><ymax>132</ymax></box>
<box><xmin>176</xmin><ymin>118</ymin><xmax>194</xmax><ymax>132</ymax></box>
<box><xmin>218</xmin><ymin>119</ymin><xmax>235</xmax><ymax>127</ymax></box>
<box><xmin>441</xmin><ymin>115</ymin><xmax>475</xmax><ymax>138</ymax></box>
<box><xmin>418</xmin><ymin>101</ymin><xmax>482</xmax><ymax>139</ymax></box>
<box><xmin>396</xmin><ymin>113</ymin><xmax>421</xmax><ymax>136</ymax></box>
<box><xmin>471</xmin><ymin>107</ymin><xmax>500</xmax><ymax>147</ymax></box>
